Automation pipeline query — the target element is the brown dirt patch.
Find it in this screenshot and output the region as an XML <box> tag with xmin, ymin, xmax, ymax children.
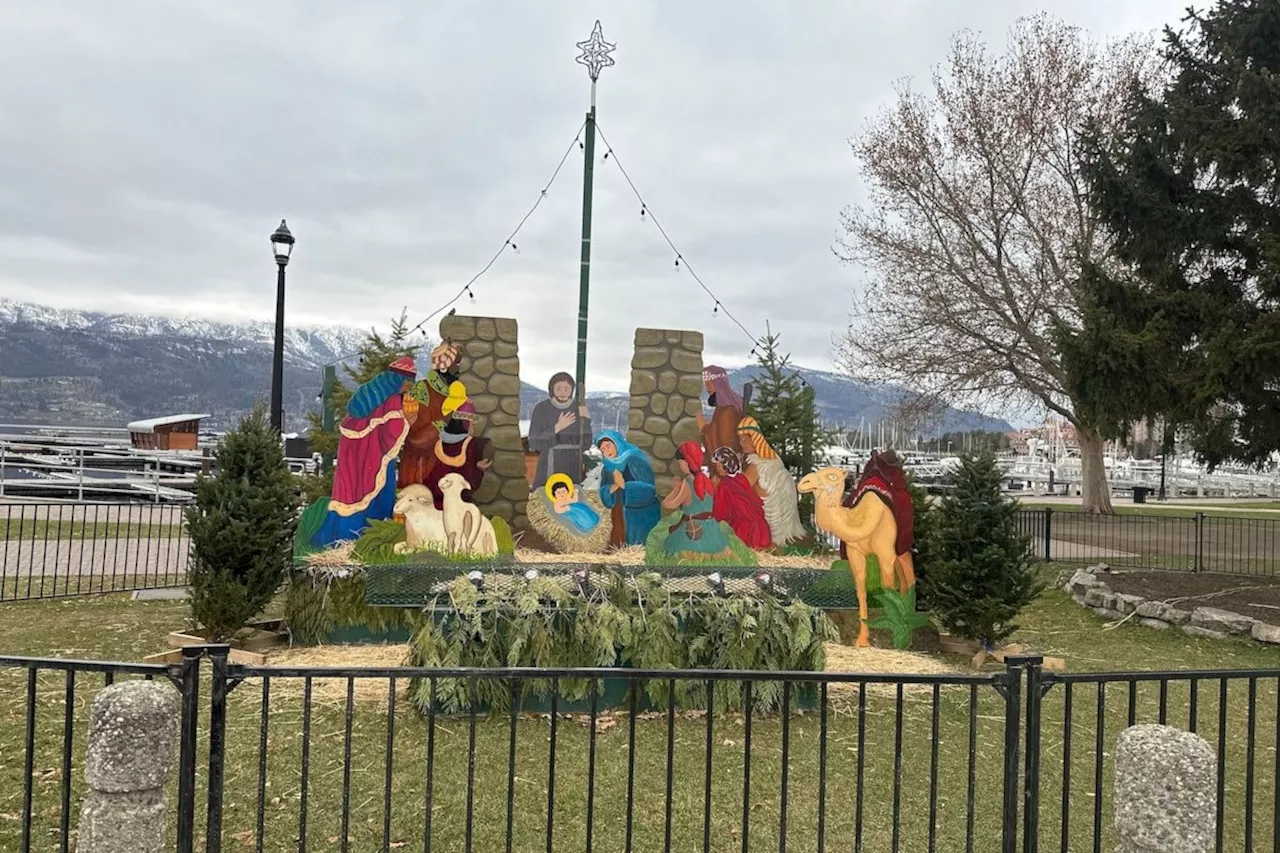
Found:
<box><xmin>1102</xmin><ymin>570</ymin><xmax>1280</xmax><ymax>624</ymax></box>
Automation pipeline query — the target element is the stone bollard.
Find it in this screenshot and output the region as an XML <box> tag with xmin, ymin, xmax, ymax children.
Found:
<box><xmin>76</xmin><ymin>681</ymin><xmax>180</xmax><ymax>853</ymax></box>
<box><xmin>1114</xmin><ymin>724</ymin><xmax>1217</xmax><ymax>853</ymax></box>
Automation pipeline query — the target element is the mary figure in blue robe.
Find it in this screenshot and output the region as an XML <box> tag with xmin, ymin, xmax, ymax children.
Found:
<box><xmin>595</xmin><ymin>429</ymin><xmax>661</xmax><ymax>547</ymax></box>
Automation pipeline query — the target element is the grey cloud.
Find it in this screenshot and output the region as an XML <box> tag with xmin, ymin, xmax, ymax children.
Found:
<box><xmin>0</xmin><ymin>0</ymin><xmax>1187</xmax><ymax>393</ymax></box>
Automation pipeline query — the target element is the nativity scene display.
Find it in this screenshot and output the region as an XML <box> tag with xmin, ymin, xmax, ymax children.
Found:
<box><xmin>293</xmin><ymin>322</ymin><xmax>924</xmax><ymax>652</ymax></box>
<box><xmin>297</xmin><ymin>329</ymin><xmax>920</xmax><ymax>643</ymax></box>
<box><xmin>302</xmin><ymin>347</ymin><xmax>832</xmax><ymax>568</ymax></box>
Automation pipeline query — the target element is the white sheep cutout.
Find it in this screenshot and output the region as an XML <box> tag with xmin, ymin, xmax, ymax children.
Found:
<box><xmin>438</xmin><ymin>473</ymin><xmax>498</xmax><ymax>557</ymax></box>
<box><xmin>392</xmin><ymin>485</ymin><xmax>448</xmax><ymax>554</ymax></box>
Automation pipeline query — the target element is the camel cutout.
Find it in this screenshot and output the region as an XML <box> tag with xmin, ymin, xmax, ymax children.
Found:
<box><xmin>798</xmin><ymin>459</ymin><xmax>916</xmax><ymax>647</ymax></box>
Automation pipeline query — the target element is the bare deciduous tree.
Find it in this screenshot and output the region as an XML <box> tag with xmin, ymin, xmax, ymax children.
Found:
<box><xmin>835</xmin><ymin>14</ymin><xmax>1156</xmax><ymax>513</ymax></box>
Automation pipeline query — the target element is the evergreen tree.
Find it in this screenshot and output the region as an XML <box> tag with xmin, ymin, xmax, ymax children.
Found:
<box><xmin>186</xmin><ymin>406</ymin><xmax>301</xmax><ymax>642</ymax></box>
<box><xmin>905</xmin><ymin>473</ymin><xmax>936</xmax><ymax>609</ymax></box>
<box><xmin>747</xmin><ymin>332</ymin><xmax>833</xmax><ymax>530</ymax></box>
<box><xmin>922</xmin><ymin>451</ymin><xmax>1042</xmax><ymax>647</ymax></box>
<box><xmin>747</xmin><ymin>332</ymin><xmax>831</xmax><ymax>476</ymax></box>
<box><xmin>1069</xmin><ymin>0</ymin><xmax>1280</xmax><ymax>468</ymax></box>
<box><xmin>305</xmin><ymin>311</ymin><xmax>422</xmax><ymax>459</ymax></box>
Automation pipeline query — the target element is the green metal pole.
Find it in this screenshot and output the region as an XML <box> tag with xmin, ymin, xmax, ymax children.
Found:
<box><xmin>320</xmin><ymin>364</ymin><xmax>336</xmax><ymax>470</ymax></box>
<box><xmin>575</xmin><ymin>106</ymin><xmax>597</xmax><ymax>404</ymax></box>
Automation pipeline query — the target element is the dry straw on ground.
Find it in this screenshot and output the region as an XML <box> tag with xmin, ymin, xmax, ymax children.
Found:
<box><xmin>822</xmin><ymin>642</ymin><xmax>961</xmax><ymax>698</ymax></box>
<box><xmin>254</xmin><ymin>640</ymin><xmax>959</xmax><ymax>707</ymax></box>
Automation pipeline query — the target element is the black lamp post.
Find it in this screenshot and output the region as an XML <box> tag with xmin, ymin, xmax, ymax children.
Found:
<box><xmin>269</xmin><ymin>220</ymin><xmax>295</xmax><ymax>434</ymax></box>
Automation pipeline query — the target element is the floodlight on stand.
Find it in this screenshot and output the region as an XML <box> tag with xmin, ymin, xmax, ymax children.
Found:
<box><xmin>754</xmin><ymin>571</ymin><xmax>774</xmax><ymax>591</ymax></box>
<box><xmin>706</xmin><ymin>572</ymin><xmax>726</xmax><ymax>596</ymax></box>
<box><xmin>571</xmin><ymin>567</ymin><xmax>591</xmax><ymax>596</ymax></box>
<box><xmin>523</xmin><ymin>569</ymin><xmax>540</xmax><ymax>581</ymax></box>
<box><xmin>467</xmin><ymin>570</ymin><xmax>484</xmax><ymax>590</ymax></box>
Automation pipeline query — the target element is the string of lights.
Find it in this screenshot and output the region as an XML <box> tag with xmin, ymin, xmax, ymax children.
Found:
<box><xmin>593</xmin><ymin>123</ymin><xmax>764</xmax><ymax>357</ymax></box>
<box><xmin>324</xmin><ymin>120</ymin><xmax>588</xmax><ymax>365</ymax></box>
<box><xmin>592</xmin><ymin>124</ymin><xmax>810</xmax><ymax>389</ymax></box>
<box><xmin>403</xmin><ymin>119</ymin><xmax>588</xmax><ymax>338</ymax></box>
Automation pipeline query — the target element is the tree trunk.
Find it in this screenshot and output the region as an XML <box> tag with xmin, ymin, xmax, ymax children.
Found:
<box><xmin>1077</xmin><ymin>426</ymin><xmax>1114</xmax><ymax>514</ymax></box>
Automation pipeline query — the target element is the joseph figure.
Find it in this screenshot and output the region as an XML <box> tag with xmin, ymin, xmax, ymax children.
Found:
<box><xmin>528</xmin><ymin>371</ymin><xmax>593</xmax><ymax>489</ymax></box>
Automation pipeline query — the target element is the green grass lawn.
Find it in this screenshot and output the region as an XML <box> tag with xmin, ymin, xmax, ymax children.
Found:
<box><xmin>1</xmin><ymin>582</ymin><xmax>1279</xmax><ymax>851</ymax></box>
<box><xmin>0</xmin><ymin>520</ymin><xmax>184</xmax><ymax>541</ymax></box>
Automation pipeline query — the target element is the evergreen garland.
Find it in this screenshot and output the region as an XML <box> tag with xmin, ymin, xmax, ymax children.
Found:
<box><xmin>407</xmin><ymin>569</ymin><xmax>837</xmax><ymax>715</ymax></box>
<box><xmin>921</xmin><ymin>451</ymin><xmax>1042</xmax><ymax>647</ymax></box>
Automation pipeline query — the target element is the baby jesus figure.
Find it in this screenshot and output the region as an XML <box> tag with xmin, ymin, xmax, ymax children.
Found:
<box><xmin>546</xmin><ymin>474</ymin><xmax>600</xmax><ymax>534</ymax></box>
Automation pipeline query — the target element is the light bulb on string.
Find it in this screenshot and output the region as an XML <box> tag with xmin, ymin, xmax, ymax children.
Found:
<box><xmin>602</xmin><ymin>150</ymin><xmax>610</xmax><ymax>161</ymax></box>
<box><xmin>640</xmin><ymin>206</ymin><xmax>646</xmax><ymax>218</ymax></box>
<box><xmin>713</xmin><ymin>302</ymin><xmax>720</xmax><ymax>315</ymax></box>
<box><xmin>674</xmin><ymin>256</ymin><xmax>680</xmax><ymax>269</ymax></box>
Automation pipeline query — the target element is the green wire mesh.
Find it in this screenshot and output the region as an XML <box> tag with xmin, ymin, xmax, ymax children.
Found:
<box><xmin>362</xmin><ymin>561</ymin><xmax>861</xmax><ymax>609</ymax></box>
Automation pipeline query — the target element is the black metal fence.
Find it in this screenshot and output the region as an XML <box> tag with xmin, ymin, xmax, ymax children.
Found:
<box><xmin>3</xmin><ymin>501</ymin><xmax>1280</xmax><ymax>605</ymax></box>
<box><xmin>2</xmin><ymin>647</ymin><xmax>1278</xmax><ymax>852</ymax></box>
<box><xmin>0</xmin><ymin>502</ymin><xmax>190</xmax><ymax>600</ymax></box>
<box><xmin>1017</xmin><ymin>507</ymin><xmax>1280</xmax><ymax>575</ymax></box>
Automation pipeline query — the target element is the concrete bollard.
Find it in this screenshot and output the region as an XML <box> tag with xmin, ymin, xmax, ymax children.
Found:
<box><xmin>1114</xmin><ymin>724</ymin><xmax>1217</xmax><ymax>853</ymax></box>
<box><xmin>76</xmin><ymin>681</ymin><xmax>180</xmax><ymax>853</ymax></box>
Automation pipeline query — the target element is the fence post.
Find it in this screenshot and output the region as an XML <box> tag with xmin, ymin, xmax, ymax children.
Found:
<box><xmin>1010</xmin><ymin>656</ymin><xmax>1045</xmax><ymax>853</ymax></box>
<box><xmin>1194</xmin><ymin>512</ymin><xmax>1204</xmax><ymax>573</ymax></box>
<box><xmin>1114</xmin><ymin>725</ymin><xmax>1216</xmax><ymax>852</ymax></box>
<box><xmin>205</xmin><ymin>644</ymin><xmax>233</xmax><ymax>853</ymax></box>
<box><xmin>77</xmin><ymin>680</ymin><xmax>180</xmax><ymax>853</ymax></box>
<box><xmin>77</xmin><ymin>447</ymin><xmax>85</xmax><ymax>502</ymax></box>
<box><xmin>1042</xmin><ymin>508</ymin><xmax>1053</xmax><ymax>562</ymax></box>
<box><xmin>175</xmin><ymin>646</ymin><xmax>203</xmax><ymax>853</ymax></box>
<box><xmin>1</xmin><ymin>443</ymin><xmax>7</xmax><ymax>497</ymax></box>
<box><xmin>1000</xmin><ymin>660</ymin><xmax>1024</xmax><ymax>853</ymax></box>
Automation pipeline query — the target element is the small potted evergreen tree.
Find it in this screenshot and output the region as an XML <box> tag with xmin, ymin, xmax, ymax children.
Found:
<box><xmin>923</xmin><ymin>451</ymin><xmax>1042</xmax><ymax>663</ymax></box>
<box><xmin>151</xmin><ymin>407</ymin><xmax>299</xmax><ymax>662</ymax></box>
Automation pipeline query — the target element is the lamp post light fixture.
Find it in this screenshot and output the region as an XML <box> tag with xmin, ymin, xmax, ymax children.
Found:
<box><xmin>269</xmin><ymin>219</ymin><xmax>295</xmax><ymax>434</ymax></box>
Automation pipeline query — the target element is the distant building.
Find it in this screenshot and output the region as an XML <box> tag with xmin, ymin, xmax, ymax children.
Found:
<box><xmin>126</xmin><ymin>414</ymin><xmax>209</xmax><ymax>451</ymax></box>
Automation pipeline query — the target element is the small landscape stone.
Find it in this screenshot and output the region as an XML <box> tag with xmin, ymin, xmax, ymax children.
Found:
<box><xmin>1068</xmin><ymin>569</ymin><xmax>1102</xmax><ymax>593</ymax></box>
<box><xmin>1181</xmin><ymin>625</ymin><xmax>1229</xmax><ymax>641</ymax></box>
<box><xmin>1114</xmin><ymin>594</ymin><xmax>1145</xmax><ymax>614</ymax></box>
<box><xmin>1251</xmin><ymin>622</ymin><xmax>1280</xmax><ymax>644</ymax></box>
<box><xmin>1138</xmin><ymin>618</ymin><xmax>1172</xmax><ymax>630</ymax></box>
<box><xmin>1189</xmin><ymin>606</ymin><xmax>1255</xmax><ymax>636</ymax></box>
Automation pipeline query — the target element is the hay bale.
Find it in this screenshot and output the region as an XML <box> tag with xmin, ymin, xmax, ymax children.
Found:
<box><xmin>525</xmin><ymin>488</ymin><xmax>613</xmax><ymax>554</ymax></box>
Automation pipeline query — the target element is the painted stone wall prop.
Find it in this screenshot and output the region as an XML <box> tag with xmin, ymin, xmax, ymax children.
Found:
<box><xmin>440</xmin><ymin>314</ymin><xmax>529</xmax><ymax>529</ymax></box>
<box><xmin>626</xmin><ymin>328</ymin><xmax>704</xmax><ymax>497</ymax></box>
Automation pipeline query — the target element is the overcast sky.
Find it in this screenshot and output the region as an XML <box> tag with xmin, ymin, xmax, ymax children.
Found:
<box><xmin>0</xmin><ymin>0</ymin><xmax>1187</xmax><ymax>394</ymax></box>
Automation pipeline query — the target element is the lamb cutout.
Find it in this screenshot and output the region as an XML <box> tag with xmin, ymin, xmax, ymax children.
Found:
<box><xmin>437</xmin><ymin>472</ymin><xmax>499</xmax><ymax>556</ymax></box>
<box><xmin>392</xmin><ymin>485</ymin><xmax>448</xmax><ymax>554</ymax></box>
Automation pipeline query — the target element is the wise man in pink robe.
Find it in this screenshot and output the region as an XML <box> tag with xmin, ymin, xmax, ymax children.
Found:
<box><xmin>313</xmin><ymin>356</ymin><xmax>417</xmax><ymax>547</ymax></box>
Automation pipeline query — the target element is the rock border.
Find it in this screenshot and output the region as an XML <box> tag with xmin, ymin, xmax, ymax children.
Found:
<box><xmin>1060</xmin><ymin>564</ymin><xmax>1280</xmax><ymax>644</ymax></box>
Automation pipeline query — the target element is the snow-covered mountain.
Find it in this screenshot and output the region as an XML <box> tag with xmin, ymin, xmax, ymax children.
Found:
<box><xmin>0</xmin><ymin>299</ymin><xmax>383</xmax><ymax>430</ymax></box>
<box><xmin>0</xmin><ymin>299</ymin><xmax>370</xmax><ymax>370</ymax></box>
<box><xmin>0</xmin><ymin>300</ymin><xmax>1009</xmax><ymax>436</ymax></box>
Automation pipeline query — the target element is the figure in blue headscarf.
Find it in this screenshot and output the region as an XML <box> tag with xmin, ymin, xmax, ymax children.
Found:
<box><xmin>595</xmin><ymin>429</ymin><xmax>661</xmax><ymax>547</ymax></box>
